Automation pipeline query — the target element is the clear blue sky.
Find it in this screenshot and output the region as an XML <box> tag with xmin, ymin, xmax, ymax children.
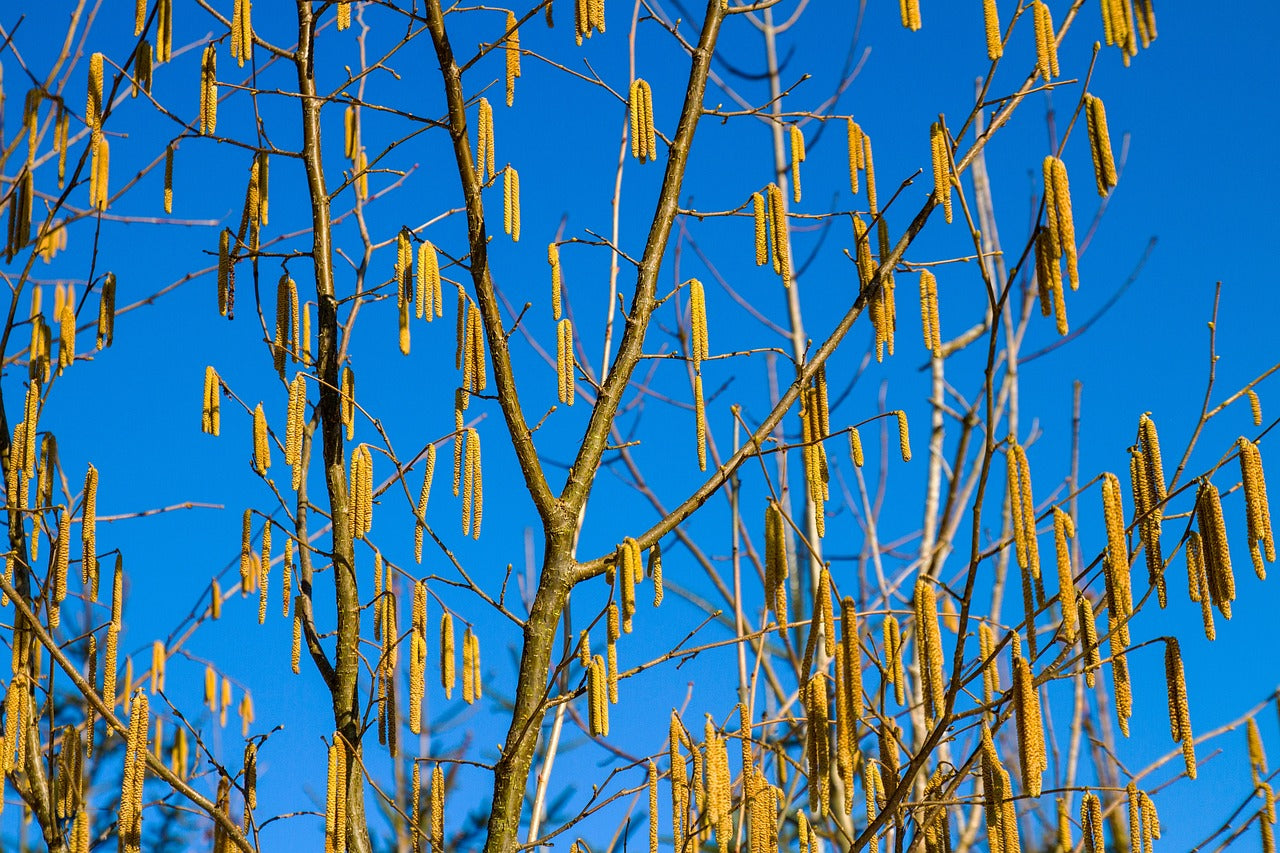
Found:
<box><xmin>7</xmin><ymin>0</ymin><xmax>1280</xmax><ymax>849</ymax></box>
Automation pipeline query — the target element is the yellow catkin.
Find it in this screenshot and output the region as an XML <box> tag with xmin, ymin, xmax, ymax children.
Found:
<box><xmin>420</xmin><ymin>470</ymin><xmax>445</xmax><ymax>575</ymax></box>
<box><xmin>546</xmin><ymin>243</ymin><xmax>563</xmax><ymax>320</ymax></box>
<box><xmin>1013</xmin><ymin>653</ymin><xmax>1046</xmax><ymax>796</ymax></box>
<box><xmin>286</xmin><ymin>373</ymin><xmax>306</xmax><ymax>489</ymax></box>
<box><xmin>846</xmin><ymin>119</ymin><xmax>864</xmax><ymax>194</ymax></box>
<box><xmin>291</xmin><ymin>599</ymin><xmax>302</xmax><ymax>674</ymax></box>
<box><xmin>983</xmin><ymin>0</ymin><xmax>1002</xmax><ymax>59</ymax></box>
<box><xmin>606</xmin><ymin>601</ymin><xmax>620</xmax><ymax>703</ymax></box>
<box><xmin>504</xmin><ymin>166</ymin><xmax>521</xmax><ymax>241</ymax></box>
<box><xmin>89</xmin><ymin>133</ymin><xmax>110</xmax><ymax>210</ymax></box>
<box><xmin>919</xmin><ymin>270</ymin><xmax>941</xmax><ymax>356</ymax></box>
<box><xmin>1239</xmin><ymin>438</ymin><xmax>1275</xmax><ymax>579</ymax></box>
<box><xmin>766</xmin><ymin>183</ymin><xmax>791</xmax><ymax>288</ymax></box>
<box><xmin>475</xmin><ymin>98</ymin><xmax>495</xmax><ymax>182</ymax></box>
<box><xmin>588</xmin><ymin>654</ymin><xmax>608</xmax><ymax>736</ymax></box>
<box><xmin>752</xmin><ymin>192</ymin><xmax>767</xmax><ymax>266</ymax></box>
<box><xmin>1053</xmin><ymin>508</ymin><xmax>1077</xmax><ymax>643</ymax></box>
<box><xmin>1033</xmin><ymin>1</ymin><xmax>1059</xmax><ymax>80</ymax></box>
<box><xmin>764</xmin><ymin>501</ymin><xmax>788</xmax><ymax>618</ymax></box>
<box><xmin>428</xmin><ymin>763</ymin><xmax>444</xmax><ymax>853</ymax></box>
<box><xmin>977</xmin><ymin>622</ymin><xmax>998</xmax><ymax>715</ymax></box>
<box><xmin>87</xmin><ymin>53</ymin><xmax>103</xmax><ymax>133</ymax></box>
<box><xmin>1248</xmin><ymin>717</ymin><xmax>1268</xmax><ymax>780</ymax></box>
<box><xmin>341</xmin><ymin>366</ymin><xmax>355</xmax><ymax>441</ymax></box>
<box><xmin>1081</xmin><ymin>792</ymin><xmax>1104</xmax><ymax>853</ymax></box>
<box><xmin>441</xmin><ymin>611</ymin><xmax>455</xmax><ymax>699</ymax></box>
<box><xmin>883</xmin><ymin>616</ymin><xmax>905</xmax><ymax>706</ymax></box>
<box><xmin>252</xmin><ymin>403</ymin><xmax>270</xmax><ymax>474</ymax></box>
<box><xmin>930</xmin><ymin>122</ymin><xmax>951</xmax><ymax>223</ymax></box>
<box><xmin>1043</xmin><ymin>156</ymin><xmax>1078</xmax><ymax>290</ymax></box>
<box><xmin>230</xmin><ymin>0</ymin><xmax>253</xmax><ymax>67</ymax></box>
<box><xmin>1110</xmin><ymin>615</ymin><xmax>1132</xmax><ymax>736</ymax></box>
<box><xmin>863</xmin><ymin>128</ymin><xmax>880</xmax><ymax>215</ymax></box>
<box><xmin>694</xmin><ymin>374</ymin><xmax>707</xmax><ymax>472</ymax></box>
<box><xmin>504</xmin><ymin>12</ymin><xmax>521</xmax><ymax>107</ymax></box>
<box><xmin>462</xmin><ymin>428</ymin><xmax>482</xmax><ymax>539</ymax></box>
<box><xmin>1165</xmin><ymin>638</ymin><xmax>1196</xmax><ymax>778</ymax></box>
<box><xmin>1101</xmin><ymin>471</ymin><xmax>1133</xmax><ymax>647</ymax></box>
<box><xmin>118</xmin><ymin>691</ymin><xmax>149</xmax><ymax>853</ymax></box>
<box><xmin>790</xmin><ymin>124</ymin><xmax>806</xmax><ymax>203</ymax></box>
<box><xmin>1077</xmin><ymin>597</ymin><xmax>1100</xmax><ymax>686</ymax></box>
<box><xmin>81</xmin><ymin>465</ymin><xmax>99</xmax><ymax>594</ymax></box>
<box><xmin>646</xmin><ymin>759</ymin><xmax>659</xmax><ymax>853</ymax></box>
<box><xmin>1085</xmin><ymin>94</ymin><xmax>1118</xmax><ymax>196</ymax></box>
<box><xmin>914</xmin><ymin>580</ymin><xmax>945</xmax><ymax>721</ymax></box>
<box><xmin>1247</xmin><ymin>390</ymin><xmax>1264</xmax><ymax>426</ymax></box>
<box><xmin>630</xmin><ymin>80</ymin><xmax>657</xmax><ymax>164</ymax></box>
<box><xmin>817</xmin><ymin>565</ymin><xmax>836</xmax><ymax>657</ymax></box>
<box><xmin>462</xmin><ymin>626</ymin><xmax>476</xmax><ymax>704</ymax></box>
<box><xmin>258</xmin><ymin>523</ymin><xmax>271</xmax><ymax>624</ymax></box>
<box><xmin>1196</xmin><ymin>480</ymin><xmax>1235</xmax><ymax>619</ymax></box>
<box><xmin>689</xmin><ymin>278</ymin><xmax>709</xmax><ymax>371</ymax></box>
<box><xmin>848</xmin><ymin>427</ymin><xmax>864</xmax><ymax>468</ymax></box>
<box><xmin>803</xmin><ymin>674</ymin><xmax>831</xmax><ymax>817</ymax></box>
<box><xmin>133</xmin><ymin>41</ymin><xmax>153</xmax><ymax>97</ymax></box>
<box><xmin>336</xmin><ymin>0</ymin><xmax>350</xmax><ymax>29</ymax></box>
<box><xmin>557</xmin><ymin>318</ymin><xmax>575</xmax><ymax>405</ymax></box>
<box><xmin>96</xmin><ymin>272</ymin><xmax>117</xmax><ymax>351</ymax></box>
<box><xmin>417</xmin><ymin>241</ymin><xmax>442</xmax><ymax>321</ymax></box>
<box><xmin>200</xmin><ymin>44</ymin><xmax>217</xmax><ymax>135</ymax></box>
<box><xmin>899</xmin><ymin>0</ymin><xmax>921</xmax><ymax>31</ymax></box>
<box><xmin>895</xmin><ymin>411</ymin><xmax>911</xmax><ymax>462</ymax></box>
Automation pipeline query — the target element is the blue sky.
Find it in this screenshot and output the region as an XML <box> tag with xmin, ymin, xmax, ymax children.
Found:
<box><xmin>6</xmin><ymin>0</ymin><xmax>1280</xmax><ymax>849</ymax></box>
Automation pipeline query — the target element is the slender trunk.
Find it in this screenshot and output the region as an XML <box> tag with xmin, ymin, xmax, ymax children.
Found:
<box><xmin>293</xmin><ymin>5</ymin><xmax>371</xmax><ymax>853</ymax></box>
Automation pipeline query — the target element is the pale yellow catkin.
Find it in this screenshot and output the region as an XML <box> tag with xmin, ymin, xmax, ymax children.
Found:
<box><xmin>1165</xmin><ymin>638</ymin><xmax>1196</xmax><ymax>778</ymax></box>
<box><xmin>1078</xmin><ymin>596</ymin><xmax>1100</xmax><ymax>686</ymax></box>
<box><xmin>1082</xmin><ymin>792</ymin><xmax>1104</xmax><ymax>853</ymax></box>
<box><xmin>899</xmin><ymin>0</ymin><xmax>921</xmax><ymax>31</ymax></box>
<box><xmin>504</xmin><ymin>166</ymin><xmax>521</xmax><ymax>241</ymax></box>
<box><xmin>353</xmin><ymin>147</ymin><xmax>369</xmax><ymax>201</ymax></box>
<box><xmin>689</xmin><ymin>278</ymin><xmax>709</xmax><ymax>371</ymax></box>
<box><xmin>764</xmin><ymin>501</ymin><xmax>787</xmax><ymax>618</ymax></box>
<box><xmin>441</xmin><ymin>611</ymin><xmax>455</xmax><ymax>698</ymax></box>
<box><xmin>341</xmin><ymin>366</ymin><xmax>355</xmax><ymax>441</ymax></box>
<box><xmin>475</xmin><ymin>98</ymin><xmax>495</xmax><ymax>182</ymax></box>
<box><xmin>462</xmin><ymin>428</ymin><xmax>482</xmax><ymax>539</ymax></box>
<box><xmin>1085</xmin><ymin>94</ymin><xmax>1118</xmax><ymax>196</ymax></box>
<box><xmin>606</xmin><ymin>601</ymin><xmax>620</xmax><ymax>704</ymax></box>
<box><xmin>546</xmin><ymin>243</ymin><xmax>564</xmax><ymax>320</ymax></box>
<box><xmin>1013</xmin><ymin>653</ymin><xmax>1046</xmax><ymax>797</ymax></box>
<box><xmin>200</xmin><ymin>44</ymin><xmax>217</xmax><ymax>135</ymax></box>
<box><xmin>914</xmin><ymin>580</ymin><xmax>945</xmax><ymax>721</ymax></box>
<box><xmin>895</xmin><ymin>410</ymin><xmax>911</xmax><ymax>462</ymax></box>
<box><xmin>588</xmin><ymin>654</ymin><xmax>608</xmax><ymax>736</ymax></box>
<box><xmin>414</xmin><ymin>444</ymin><xmax>436</xmax><ymax>563</ymax></box>
<box><xmin>1238</xmin><ymin>437</ymin><xmax>1275</xmax><ymax>578</ymax></box>
<box><xmin>694</xmin><ymin>374</ymin><xmax>707</xmax><ymax>472</ymax></box>
<box><xmin>119</xmin><ymin>691</ymin><xmax>149</xmax><ymax>853</ymax></box>
<box><xmin>790</xmin><ymin>124</ymin><xmax>805</xmax><ymax>203</ymax></box>
<box><xmin>337</xmin><ymin>1</ymin><xmax>350</xmax><ymax>30</ymax></box>
<box><xmin>1053</xmin><ymin>508</ymin><xmax>1077</xmax><ymax>643</ymax></box>
<box><xmin>930</xmin><ymin>122</ymin><xmax>952</xmax><ymax>224</ymax></box>
<box><xmin>1044</xmin><ymin>156</ymin><xmax>1078</xmax><ymax>290</ymax></box>
<box><xmin>630</xmin><ymin>80</ymin><xmax>657</xmax><ymax>164</ymax></box>
<box><xmin>1033</xmin><ymin>1</ymin><xmax>1059</xmax><ymax>80</ymax></box>
<box><xmin>1196</xmin><ymin>479</ymin><xmax>1235</xmax><ymax>619</ymax></box>
<box><xmin>884</xmin><ymin>615</ymin><xmax>905</xmax><ymax>706</ymax></box>
<box><xmin>89</xmin><ymin>133</ymin><xmax>110</xmax><ymax>211</ymax></box>
<box><xmin>97</xmin><ymin>272</ymin><xmax>117</xmax><ymax>351</ymax></box>
<box><xmin>1248</xmin><ymin>716</ymin><xmax>1268</xmax><ymax>779</ymax></box>
<box><xmin>767</xmin><ymin>183</ymin><xmax>791</xmax><ymax>288</ymax></box>
<box><xmin>231</xmin><ymin>0</ymin><xmax>253</xmax><ymax>67</ymax></box>
<box><xmin>983</xmin><ymin>0</ymin><xmax>1002</xmax><ymax>59</ymax></box>
<box><xmin>417</xmin><ymin>241</ymin><xmax>442</xmax><ymax>321</ymax></box>
<box><xmin>557</xmin><ymin>318</ymin><xmax>575</xmax><ymax>405</ymax></box>
<box><xmin>752</xmin><ymin>193</ymin><xmax>767</xmax><ymax>266</ymax></box>
<box><xmin>504</xmin><ymin>12</ymin><xmax>520</xmax><ymax>107</ymax></box>
<box><xmin>258</xmin><ymin>523</ymin><xmax>270</xmax><ymax>624</ymax></box>
<box><xmin>848</xmin><ymin>427</ymin><xmax>864</xmax><ymax>468</ymax></box>
<box><xmin>252</xmin><ymin>403</ymin><xmax>270</xmax><ymax>474</ymax></box>
<box><xmin>919</xmin><ymin>269</ymin><xmax>941</xmax><ymax>356</ymax></box>
<box><xmin>287</xmin><ymin>373</ymin><xmax>306</xmax><ymax>489</ymax></box>
<box><xmin>462</xmin><ymin>626</ymin><xmax>476</xmax><ymax>704</ymax></box>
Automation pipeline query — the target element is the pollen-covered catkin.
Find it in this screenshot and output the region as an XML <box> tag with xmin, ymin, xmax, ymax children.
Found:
<box><xmin>983</xmin><ymin>0</ymin><xmax>1002</xmax><ymax>59</ymax></box>
<box><xmin>895</xmin><ymin>410</ymin><xmax>911</xmax><ymax>462</ymax></box>
<box><xmin>557</xmin><ymin>318</ymin><xmax>575</xmax><ymax>405</ymax></box>
<box><xmin>1165</xmin><ymin>638</ymin><xmax>1196</xmax><ymax>778</ymax></box>
<box><xmin>884</xmin><ymin>616</ymin><xmax>905</xmax><ymax>705</ymax></box>
<box><xmin>1079</xmin><ymin>597</ymin><xmax>1100</xmax><ymax>686</ymax></box>
<box><xmin>694</xmin><ymin>374</ymin><xmax>707</xmax><ymax>472</ymax></box>
<box><xmin>1082</xmin><ymin>792</ymin><xmax>1104</xmax><ymax>853</ymax></box>
<box><xmin>216</xmin><ymin>228</ymin><xmax>234</xmax><ymax>317</ymax></box>
<box><xmin>847</xmin><ymin>119</ymin><xmax>864</xmax><ymax>194</ymax></box>
<box><xmin>629</xmin><ymin>80</ymin><xmax>656</xmax><ymax>163</ymax></box>
<box><xmin>914</xmin><ymin>580</ymin><xmax>945</xmax><ymax>721</ymax></box>
<box><xmin>503</xmin><ymin>166</ymin><xmax>521</xmax><ymax>241</ymax></box>
<box><xmin>899</xmin><ymin>0</ymin><xmax>921</xmax><ymax>31</ymax></box>
<box><xmin>462</xmin><ymin>428</ymin><xmax>482</xmax><ymax>539</ymax></box>
<box><xmin>462</xmin><ymin>626</ymin><xmax>476</xmax><ymax>704</ymax></box>
<box><xmin>588</xmin><ymin>654</ymin><xmax>608</xmax><ymax>736</ymax></box>
<box><xmin>919</xmin><ymin>270</ymin><xmax>941</xmax><ymax>356</ymax></box>
<box><xmin>752</xmin><ymin>193</ymin><xmax>767</xmax><ymax>266</ymax></box>
<box><xmin>475</xmin><ymin>98</ymin><xmax>494</xmax><ymax>182</ymax></box>
<box><xmin>767</xmin><ymin>183</ymin><xmax>791</xmax><ymax>288</ymax></box>
<box><xmin>1013</xmin><ymin>653</ymin><xmax>1046</xmax><ymax>796</ymax></box>
<box><xmin>341</xmin><ymin>367</ymin><xmax>355</xmax><ymax>441</ymax></box>
<box><xmin>258</xmin><ymin>523</ymin><xmax>271</xmax><ymax>624</ymax></box>
<box><xmin>286</xmin><ymin>373</ymin><xmax>306</xmax><ymax>490</ymax></box>
<box><xmin>440</xmin><ymin>612</ymin><xmax>455</xmax><ymax>698</ymax></box>
<box><xmin>1238</xmin><ymin>438</ymin><xmax>1274</xmax><ymax>578</ymax></box>
<box><xmin>1033</xmin><ymin>1</ymin><xmax>1059</xmax><ymax>80</ymax></box>
<box><xmin>417</xmin><ymin>241</ymin><xmax>442</xmax><ymax>321</ymax></box>
<box><xmin>790</xmin><ymin>124</ymin><xmax>805</xmax><ymax>203</ymax></box>
<box><xmin>1044</xmin><ymin>156</ymin><xmax>1078</xmax><ymax>290</ymax></box>
<box><xmin>89</xmin><ymin>133</ymin><xmax>110</xmax><ymax>211</ymax></box>
<box><xmin>88</xmin><ymin>53</ymin><xmax>103</xmax><ymax>132</ymax></box>
<box><xmin>504</xmin><ymin>12</ymin><xmax>520</xmax><ymax>107</ymax></box>
<box><xmin>97</xmin><ymin>272</ymin><xmax>117</xmax><ymax>350</ymax></box>
<box><xmin>689</xmin><ymin>278</ymin><xmax>708</xmax><ymax>371</ymax></box>
<box><xmin>200</xmin><ymin>44</ymin><xmax>218</xmax><ymax>135</ymax></box>
<box><xmin>414</xmin><ymin>444</ymin><xmax>436</xmax><ymax>563</ymax></box>
<box><xmin>1085</xmin><ymin>94</ymin><xmax>1118</xmax><ymax>196</ymax></box>
<box><xmin>1196</xmin><ymin>479</ymin><xmax>1235</xmax><ymax>619</ymax></box>
<box><xmin>1248</xmin><ymin>390</ymin><xmax>1263</xmax><ymax>426</ymax></box>
<box><xmin>119</xmin><ymin>691</ymin><xmax>149</xmax><ymax>853</ymax></box>
<box><xmin>230</xmin><ymin>0</ymin><xmax>253</xmax><ymax>67</ymax></box>
<box><xmin>930</xmin><ymin>122</ymin><xmax>951</xmax><ymax>223</ymax></box>
<box><xmin>764</xmin><ymin>501</ymin><xmax>788</xmax><ymax>618</ymax></box>
<box><xmin>1053</xmin><ymin>508</ymin><xmax>1077</xmax><ymax>643</ymax></box>
<box><xmin>252</xmin><ymin>403</ymin><xmax>270</xmax><ymax>474</ymax></box>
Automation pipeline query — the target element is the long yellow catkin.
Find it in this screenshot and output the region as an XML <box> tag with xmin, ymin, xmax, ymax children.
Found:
<box><xmin>1078</xmin><ymin>596</ymin><xmax>1100</xmax><ymax>686</ymax></box>
<box><xmin>462</xmin><ymin>428</ymin><xmax>482</xmax><ymax>539</ymax></box>
<box><xmin>895</xmin><ymin>410</ymin><xmax>912</xmax><ymax>462</ymax></box>
<box><xmin>1101</xmin><ymin>471</ymin><xmax>1133</xmax><ymax>647</ymax></box>
<box><xmin>1238</xmin><ymin>437</ymin><xmax>1275</xmax><ymax>579</ymax></box>
<box><xmin>1013</xmin><ymin>653</ymin><xmax>1046</xmax><ymax>796</ymax></box>
<box><xmin>462</xmin><ymin>626</ymin><xmax>476</xmax><ymax>704</ymax></box>
<box><xmin>1247</xmin><ymin>389</ymin><xmax>1263</xmax><ymax>426</ymax></box>
<box><xmin>286</xmin><ymin>373</ymin><xmax>306</xmax><ymax>489</ymax></box>
<box><xmin>929</xmin><ymin>122</ymin><xmax>952</xmax><ymax>224</ymax></box>
<box><xmin>200</xmin><ymin>44</ymin><xmax>217</xmax><ymax>135</ymax></box>
<box><xmin>977</xmin><ymin>622</ymin><xmax>998</xmax><ymax>714</ymax></box>
<box><xmin>1032</xmin><ymin>1</ymin><xmax>1059</xmax><ymax>80</ymax></box>
<box><xmin>694</xmin><ymin>374</ymin><xmax>706</xmax><ymax>472</ymax></box>
<box><xmin>1043</xmin><ymin>156</ymin><xmax>1078</xmax><ymax>290</ymax></box>
<box><xmin>230</xmin><ymin>0</ymin><xmax>253</xmax><ymax>67</ymax></box>
<box><xmin>341</xmin><ymin>367</ymin><xmax>355</xmax><ymax>441</ymax></box>
<box><xmin>1053</xmin><ymin>508</ymin><xmax>1077</xmax><ymax>643</ymax></box>
<box><xmin>88</xmin><ymin>53</ymin><xmax>103</xmax><ymax>132</ymax></box>
<box><xmin>82</xmin><ymin>465</ymin><xmax>99</xmax><ymax>593</ymax></box>
<box><xmin>914</xmin><ymin>580</ymin><xmax>945</xmax><ymax>721</ymax></box>
<box><xmin>475</xmin><ymin>98</ymin><xmax>495</xmax><ymax>182</ymax></box>
<box><xmin>557</xmin><ymin>318</ymin><xmax>575</xmax><ymax>405</ymax></box>
<box><xmin>504</xmin><ymin>166</ymin><xmax>521</xmax><ymax>241</ymax></box>
<box><xmin>588</xmin><ymin>654</ymin><xmax>608</xmax><ymax>736</ymax></box>
<box><xmin>1085</xmin><ymin>94</ymin><xmax>1118</xmax><ymax>196</ymax></box>
<box><xmin>97</xmin><ymin>272</ymin><xmax>117</xmax><ymax>351</ymax></box>
<box><xmin>983</xmin><ymin>0</ymin><xmax>1003</xmax><ymax>59</ymax></box>
<box><xmin>688</xmin><ymin>278</ymin><xmax>709</xmax><ymax>371</ymax></box>
<box><xmin>89</xmin><ymin>133</ymin><xmax>110</xmax><ymax>211</ymax></box>
<box><xmin>790</xmin><ymin>124</ymin><xmax>806</xmax><ymax>203</ymax></box>
<box><xmin>441</xmin><ymin>611</ymin><xmax>455</xmax><ymax>699</ymax></box>
<box><xmin>919</xmin><ymin>270</ymin><xmax>941</xmax><ymax>356</ymax></box>
<box><xmin>629</xmin><ymin>80</ymin><xmax>657</xmax><ymax>164</ymax></box>
<box><xmin>1196</xmin><ymin>479</ymin><xmax>1235</xmax><ymax>619</ymax></box>
<box><xmin>1082</xmin><ymin>792</ymin><xmax>1104</xmax><ymax>853</ymax></box>
<box><xmin>414</xmin><ymin>444</ymin><xmax>436</xmax><ymax>563</ymax></box>
<box><xmin>764</xmin><ymin>501</ymin><xmax>788</xmax><ymax>618</ymax></box>
<box><xmin>252</xmin><ymin>403</ymin><xmax>270</xmax><ymax>474</ymax></box>
<box><xmin>258</xmin><ymin>523</ymin><xmax>270</xmax><ymax>624</ymax></box>
<box><xmin>899</xmin><ymin>0</ymin><xmax>921</xmax><ymax>31</ymax></box>
<box><xmin>504</xmin><ymin>12</ymin><xmax>521</xmax><ymax>107</ymax></box>
<box><xmin>766</xmin><ymin>183</ymin><xmax>791</xmax><ymax>288</ymax></box>
<box><xmin>119</xmin><ymin>691</ymin><xmax>149</xmax><ymax>853</ymax></box>
<box><xmin>201</xmin><ymin>366</ymin><xmax>221</xmax><ymax>437</ymax></box>
<box><xmin>1164</xmin><ymin>638</ymin><xmax>1196</xmax><ymax>778</ymax></box>
<box><xmin>417</xmin><ymin>241</ymin><xmax>442</xmax><ymax>321</ymax></box>
<box><xmin>606</xmin><ymin>601</ymin><xmax>620</xmax><ymax>703</ymax></box>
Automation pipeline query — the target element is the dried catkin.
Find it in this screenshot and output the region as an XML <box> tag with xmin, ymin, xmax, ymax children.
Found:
<box><xmin>1238</xmin><ymin>438</ymin><xmax>1275</xmax><ymax>578</ymax></box>
<box><xmin>504</xmin><ymin>12</ymin><xmax>521</xmax><ymax>107</ymax></box>
<box><xmin>1196</xmin><ymin>480</ymin><xmax>1235</xmax><ymax>619</ymax></box>
<box><xmin>441</xmin><ymin>611</ymin><xmax>455</xmax><ymax>699</ymax></box>
<box><xmin>504</xmin><ymin>166</ymin><xmax>521</xmax><ymax>241</ymax></box>
<box><xmin>929</xmin><ymin>122</ymin><xmax>952</xmax><ymax>223</ymax></box>
<box><xmin>629</xmin><ymin>80</ymin><xmax>656</xmax><ymax>164</ymax></box>
<box><xmin>1165</xmin><ymin>638</ymin><xmax>1196</xmax><ymax>778</ymax></box>
<box><xmin>414</xmin><ymin>445</ymin><xmax>436</xmax><ymax>563</ymax></box>
<box><xmin>200</xmin><ymin>44</ymin><xmax>217</xmax><ymax>135</ymax></box>
<box><xmin>790</xmin><ymin>124</ymin><xmax>806</xmax><ymax>203</ymax></box>
<box><xmin>914</xmin><ymin>580</ymin><xmax>945</xmax><ymax>722</ymax></box>
<box><xmin>230</xmin><ymin>0</ymin><xmax>253</xmax><ymax>67</ymax></box>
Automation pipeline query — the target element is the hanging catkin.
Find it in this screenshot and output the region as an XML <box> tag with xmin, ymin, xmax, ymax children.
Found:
<box><xmin>200</xmin><ymin>44</ymin><xmax>217</xmax><ymax>135</ymax></box>
<box><xmin>929</xmin><ymin>122</ymin><xmax>951</xmax><ymax>223</ymax></box>
<box><xmin>119</xmin><ymin>691</ymin><xmax>149</xmax><ymax>853</ymax></box>
<box><xmin>1013</xmin><ymin>653</ymin><xmax>1046</xmax><ymax>796</ymax></box>
<box><xmin>414</xmin><ymin>444</ymin><xmax>436</xmax><ymax>563</ymax></box>
<box><xmin>1053</xmin><ymin>508</ymin><xmax>1077</xmax><ymax>643</ymax></box>
<box><xmin>790</xmin><ymin>124</ymin><xmax>806</xmax><ymax>203</ymax></box>
<box><xmin>764</xmin><ymin>501</ymin><xmax>788</xmax><ymax>618</ymax></box>
<box><xmin>441</xmin><ymin>611</ymin><xmax>455</xmax><ymax>699</ymax></box>
<box><xmin>629</xmin><ymin>80</ymin><xmax>656</xmax><ymax>164</ymax></box>
<box><xmin>557</xmin><ymin>318</ymin><xmax>575</xmax><ymax>405</ymax></box>
<box><xmin>504</xmin><ymin>12</ymin><xmax>521</xmax><ymax>106</ymax></box>
<box><xmin>1032</xmin><ymin>1</ymin><xmax>1059</xmax><ymax>80</ymax></box>
<box><xmin>983</xmin><ymin>0</ymin><xmax>1002</xmax><ymax>59</ymax></box>
<box><xmin>89</xmin><ymin>133</ymin><xmax>110</xmax><ymax>210</ymax></box>
<box><xmin>1238</xmin><ymin>437</ymin><xmax>1275</xmax><ymax>579</ymax></box>
<box><xmin>1085</xmin><ymin>94</ymin><xmax>1118</xmax><ymax>196</ymax></box>
<box><xmin>504</xmin><ymin>166</ymin><xmax>521</xmax><ymax>241</ymax></box>
<box><xmin>1043</xmin><ymin>156</ymin><xmax>1078</xmax><ymax>290</ymax></box>
<box><xmin>417</xmin><ymin>241</ymin><xmax>442</xmax><ymax>320</ymax></box>
<box><xmin>884</xmin><ymin>616</ymin><xmax>905</xmax><ymax>705</ymax></box>
<box><xmin>230</xmin><ymin>0</ymin><xmax>253</xmax><ymax>67</ymax></box>
<box><xmin>1196</xmin><ymin>479</ymin><xmax>1235</xmax><ymax>619</ymax></box>
<box><xmin>1165</xmin><ymin>638</ymin><xmax>1196</xmax><ymax>778</ymax></box>
<box><xmin>914</xmin><ymin>579</ymin><xmax>945</xmax><ymax>722</ymax></box>
<box><xmin>899</xmin><ymin>0</ymin><xmax>921</xmax><ymax>30</ymax></box>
